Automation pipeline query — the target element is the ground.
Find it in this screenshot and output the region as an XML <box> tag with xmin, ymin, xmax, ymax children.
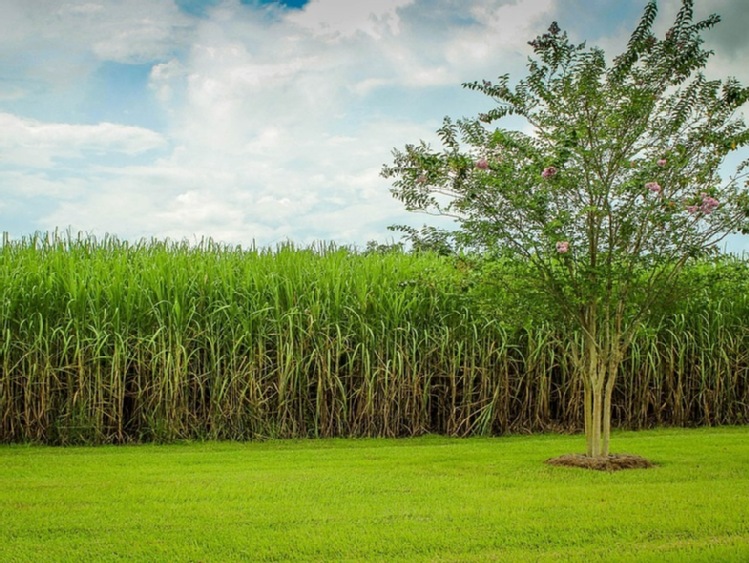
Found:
<box><xmin>546</xmin><ymin>453</ymin><xmax>654</xmax><ymax>471</ymax></box>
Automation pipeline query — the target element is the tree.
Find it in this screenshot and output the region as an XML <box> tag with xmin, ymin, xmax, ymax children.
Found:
<box><xmin>382</xmin><ymin>0</ymin><xmax>749</xmax><ymax>459</ymax></box>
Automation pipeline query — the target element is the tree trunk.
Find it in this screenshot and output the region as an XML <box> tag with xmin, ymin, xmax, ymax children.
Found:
<box><xmin>583</xmin><ymin>379</ymin><xmax>593</xmax><ymax>457</ymax></box>
<box><xmin>602</xmin><ymin>357</ymin><xmax>619</xmax><ymax>457</ymax></box>
<box><xmin>580</xmin><ymin>305</ymin><xmax>623</xmax><ymax>459</ymax></box>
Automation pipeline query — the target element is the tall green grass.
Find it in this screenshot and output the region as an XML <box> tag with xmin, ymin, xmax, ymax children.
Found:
<box><xmin>1</xmin><ymin>232</ymin><xmax>747</xmax><ymax>444</ymax></box>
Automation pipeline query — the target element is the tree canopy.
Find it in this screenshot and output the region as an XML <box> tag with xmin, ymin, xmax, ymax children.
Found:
<box><xmin>383</xmin><ymin>0</ymin><xmax>749</xmax><ymax>459</ymax></box>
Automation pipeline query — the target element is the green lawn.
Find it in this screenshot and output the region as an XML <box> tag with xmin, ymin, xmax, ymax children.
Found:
<box><xmin>1</xmin><ymin>427</ymin><xmax>747</xmax><ymax>562</ymax></box>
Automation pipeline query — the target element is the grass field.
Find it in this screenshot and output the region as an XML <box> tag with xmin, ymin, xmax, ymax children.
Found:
<box><xmin>1</xmin><ymin>427</ymin><xmax>747</xmax><ymax>562</ymax></box>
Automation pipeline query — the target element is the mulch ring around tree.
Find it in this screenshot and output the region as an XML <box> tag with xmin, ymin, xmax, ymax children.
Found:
<box><xmin>545</xmin><ymin>453</ymin><xmax>654</xmax><ymax>471</ymax></box>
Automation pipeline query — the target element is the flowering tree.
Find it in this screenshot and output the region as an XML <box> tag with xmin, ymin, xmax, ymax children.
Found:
<box><xmin>382</xmin><ymin>0</ymin><xmax>749</xmax><ymax>459</ymax></box>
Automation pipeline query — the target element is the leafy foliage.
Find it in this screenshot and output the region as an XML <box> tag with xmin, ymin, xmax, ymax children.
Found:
<box><xmin>383</xmin><ymin>0</ymin><xmax>749</xmax><ymax>457</ymax></box>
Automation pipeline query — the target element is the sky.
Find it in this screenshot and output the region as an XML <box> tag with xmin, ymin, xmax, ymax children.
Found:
<box><xmin>1</xmin><ymin>0</ymin><xmax>749</xmax><ymax>251</ymax></box>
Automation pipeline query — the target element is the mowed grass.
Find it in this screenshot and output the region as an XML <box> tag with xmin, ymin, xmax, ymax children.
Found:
<box><xmin>1</xmin><ymin>427</ymin><xmax>747</xmax><ymax>562</ymax></box>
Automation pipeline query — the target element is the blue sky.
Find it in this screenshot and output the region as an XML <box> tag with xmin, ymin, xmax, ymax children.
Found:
<box><xmin>1</xmin><ymin>0</ymin><xmax>748</xmax><ymax>250</ymax></box>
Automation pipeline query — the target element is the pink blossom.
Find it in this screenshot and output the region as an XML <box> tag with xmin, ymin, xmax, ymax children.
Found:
<box><xmin>476</xmin><ymin>158</ymin><xmax>489</xmax><ymax>170</ymax></box>
<box><xmin>645</xmin><ymin>181</ymin><xmax>662</xmax><ymax>194</ymax></box>
<box><xmin>556</xmin><ymin>241</ymin><xmax>570</xmax><ymax>254</ymax></box>
<box><xmin>657</xmin><ymin>159</ymin><xmax>667</xmax><ymax>167</ymax></box>
<box><xmin>700</xmin><ymin>193</ymin><xmax>719</xmax><ymax>214</ymax></box>
<box><xmin>686</xmin><ymin>205</ymin><xmax>699</xmax><ymax>214</ymax></box>
<box><xmin>542</xmin><ymin>166</ymin><xmax>557</xmax><ymax>178</ymax></box>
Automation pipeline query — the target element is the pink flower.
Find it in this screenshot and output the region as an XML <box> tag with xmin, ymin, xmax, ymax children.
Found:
<box><xmin>700</xmin><ymin>193</ymin><xmax>719</xmax><ymax>214</ymax></box>
<box><xmin>657</xmin><ymin>158</ymin><xmax>667</xmax><ymax>167</ymax></box>
<box><xmin>645</xmin><ymin>181</ymin><xmax>662</xmax><ymax>194</ymax></box>
<box><xmin>542</xmin><ymin>166</ymin><xmax>557</xmax><ymax>178</ymax></box>
<box><xmin>686</xmin><ymin>205</ymin><xmax>699</xmax><ymax>214</ymax></box>
<box><xmin>556</xmin><ymin>241</ymin><xmax>570</xmax><ymax>254</ymax></box>
<box><xmin>476</xmin><ymin>158</ymin><xmax>489</xmax><ymax>170</ymax></box>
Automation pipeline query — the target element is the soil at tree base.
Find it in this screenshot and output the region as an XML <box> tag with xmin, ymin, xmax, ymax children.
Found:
<box><xmin>545</xmin><ymin>453</ymin><xmax>654</xmax><ymax>471</ymax></box>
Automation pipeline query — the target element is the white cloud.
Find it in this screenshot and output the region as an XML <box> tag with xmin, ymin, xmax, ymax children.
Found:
<box><xmin>7</xmin><ymin>0</ymin><xmax>747</xmax><ymax>251</ymax></box>
<box><xmin>0</xmin><ymin>170</ymin><xmax>88</xmax><ymax>199</ymax></box>
<box><xmin>0</xmin><ymin>0</ymin><xmax>566</xmax><ymax>245</ymax></box>
<box><xmin>286</xmin><ymin>0</ymin><xmax>415</xmax><ymax>40</ymax></box>
<box><xmin>149</xmin><ymin>59</ymin><xmax>187</xmax><ymax>103</ymax></box>
<box><xmin>0</xmin><ymin>1</ymin><xmax>191</xmax><ymax>63</ymax></box>
<box><xmin>0</xmin><ymin>113</ymin><xmax>167</xmax><ymax>167</ymax></box>
<box><xmin>469</xmin><ymin>0</ymin><xmax>555</xmax><ymax>47</ymax></box>
<box><xmin>56</xmin><ymin>0</ymin><xmax>193</xmax><ymax>64</ymax></box>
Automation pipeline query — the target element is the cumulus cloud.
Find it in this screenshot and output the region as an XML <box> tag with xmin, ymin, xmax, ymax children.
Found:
<box><xmin>0</xmin><ymin>113</ymin><xmax>167</xmax><ymax>167</ymax></box>
<box><xmin>285</xmin><ymin>0</ymin><xmax>415</xmax><ymax>39</ymax></box>
<box><xmin>135</xmin><ymin>0</ymin><xmax>557</xmax><ymax>244</ymax></box>
<box><xmin>4</xmin><ymin>0</ymin><xmax>747</xmax><ymax>250</ymax></box>
<box><xmin>0</xmin><ymin>0</ymin><xmax>193</xmax><ymax>64</ymax></box>
<box><xmin>0</xmin><ymin>0</ymin><xmax>194</xmax><ymax>133</ymax></box>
